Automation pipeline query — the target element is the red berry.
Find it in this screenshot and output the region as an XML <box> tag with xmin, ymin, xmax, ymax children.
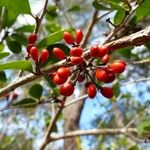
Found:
<box><xmin>53</xmin><ymin>47</ymin><xmax>66</xmax><ymax>60</ymax></box>
<box><xmin>110</xmin><ymin>60</ymin><xmax>126</xmax><ymax>74</ymax></box>
<box><xmin>63</xmin><ymin>32</ymin><xmax>74</xmax><ymax>44</ymax></box>
<box><xmin>90</xmin><ymin>44</ymin><xmax>99</xmax><ymax>58</ymax></box>
<box><xmin>70</xmin><ymin>47</ymin><xmax>83</xmax><ymax>56</ymax></box>
<box><xmin>30</xmin><ymin>46</ymin><xmax>38</xmax><ymax>62</ymax></box>
<box><xmin>28</xmin><ymin>33</ymin><xmax>37</xmax><ymax>44</ymax></box>
<box><xmin>12</xmin><ymin>92</ymin><xmax>18</xmax><ymax>100</ymax></box>
<box><xmin>99</xmin><ymin>45</ymin><xmax>108</xmax><ymax>57</ymax></box>
<box><xmin>77</xmin><ymin>74</ymin><xmax>85</xmax><ymax>82</ymax></box>
<box><xmin>102</xmin><ymin>55</ymin><xmax>110</xmax><ymax>64</ymax></box>
<box><xmin>87</xmin><ymin>83</ymin><xmax>97</xmax><ymax>99</ymax></box>
<box><xmin>59</xmin><ymin>83</ymin><xmax>74</xmax><ymax>96</ymax></box>
<box><xmin>39</xmin><ymin>49</ymin><xmax>49</xmax><ymax>64</ymax></box>
<box><xmin>100</xmin><ymin>87</ymin><xmax>113</xmax><ymax>99</ymax></box>
<box><xmin>95</xmin><ymin>68</ymin><xmax>108</xmax><ymax>82</ymax></box>
<box><xmin>27</xmin><ymin>44</ymin><xmax>35</xmax><ymax>54</ymax></box>
<box><xmin>70</xmin><ymin>56</ymin><xmax>84</xmax><ymax>65</ymax></box>
<box><xmin>104</xmin><ymin>68</ymin><xmax>115</xmax><ymax>83</ymax></box>
<box><xmin>57</xmin><ymin>67</ymin><xmax>71</xmax><ymax>78</ymax></box>
<box><xmin>75</xmin><ymin>29</ymin><xmax>83</xmax><ymax>44</ymax></box>
<box><xmin>53</xmin><ymin>74</ymin><xmax>67</xmax><ymax>85</ymax></box>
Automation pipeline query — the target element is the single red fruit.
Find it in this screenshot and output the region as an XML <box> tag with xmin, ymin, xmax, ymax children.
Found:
<box><xmin>70</xmin><ymin>47</ymin><xmax>83</xmax><ymax>56</ymax></box>
<box><xmin>104</xmin><ymin>68</ymin><xmax>115</xmax><ymax>83</ymax></box>
<box><xmin>27</xmin><ymin>44</ymin><xmax>35</xmax><ymax>54</ymax></box>
<box><xmin>12</xmin><ymin>92</ymin><xmax>18</xmax><ymax>100</ymax></box>
<box><xmin>70</xmin><ymin>56</ymin><xmax>84</xmax><ymax>65</ymax></box>
<box><xmin>75</xmin><ymin>29</ymin><xmax>83</xmax><ymax>44</ymax></box>
<box><xmin>77</xmin><ymin>74</ymin><xmax>85</xmax><ymax>82</ymax></box>
<box><xmin>28</xmin><ymin>33</ymin><xmax>37</xmax><ymax>44</ymax></box>
<box><xmin>95</xmin><ymin>68</ymin><xmax>108</xmax><ymax>82</ymax></box>
<box><xmin>110</xmin><ymin>60</ymin><xmax>126</xmax><ymax>74</ymax></box>
<box><xmin>59</xmin><ymin>83</ymin><xmax>74</xmax><ymax>96</ymax></box>
<box><xmin>63</xmin><ymin>32</ymin><xmax>74</xmax><ymax>44</ymax></box>
<box><xmin>90</xmin><ymin>44</ymin><xmax>99</xmax><ymax>58</ymax></box>
<box><xmin>115</xmin><ymin>60</ymin><xmax>126</xmax><ymax>67</ymax></box>
<box><xmin>53</xmin><ymin>74</ymin><xmax>67</xmax><ymax>85</ymax></box>
<box><xmin>100</xmin><ymin>87</ymin><xmax>113</xmax><ymax>99</ymax></box>
<box><xmin>30</xmin><ymin>46</ymin><xmax>38</xmax><ymax>62</ymax></box>
<box><xmin>102</xmin><ymin>55</ymin><xmax>110</xmax><ymax>64</ymax></box>
<box><xmin>87</xmin><ymin>83</ymin><xmax>97</xmax><ymax>99</ymax></box>
<box><xmin>50</xmin><ymin>72</ymin><xmax>57</xmax><ymax>79</ymax></box>
<box><xmin>39</xmin><ymin>49</ymin><xmax>49</xmax><ymax>64</ymax></box>
<box><xmin>53</xmin><ymin>47</ymin><xmax>66</xmax><ymax>60</ymax></box>
<box><xmin>99</xmin><ymin>45</ymin><xmax>108</xmax><ymax>57</ymax></box>
<box><xmin>57</xmin><ymin>67</ymin><xmax>71</xmax><ymax>78</ymax></box>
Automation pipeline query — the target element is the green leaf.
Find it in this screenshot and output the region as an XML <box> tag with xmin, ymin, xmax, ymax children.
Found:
<box><xmin>92</xmin><ymin>0</ymin><xmax>111</xmax><ymax>10</ymax></box>
<box><xmin>114</xmin><ymin>9</ymin><xmax>125</xmax><ymax>25</ymax></box>
<box><xmin>0</xmin><ymin>71</ymin><xmax>7</xmax><ymax>82</ymax></box>
<box><xmin>15</xmin><ymin>25</ymin><xmax>34</xmax><ymax>33</ymax></box>
<box><xmin>0</xmin><ymin>52</ymin><xmax>9</xmax><ymax>60</ymax></box>
<box><xmin>0</xmin><ymin>43</ymin><xmax>4</xmax><ymax>52</ymax></box>
<box><xmin>137</xmin><ymin>121</ymin><xmax>150</xmax><ymax>134</ymax></box>
<box><xmin>0</xmin><ymin>60</ymin><xmax>33</xmax><ymax>72</ymax></box>
<box><xmin>128</xmin><ymin>145</ymin><xmax>139</xmax><ymax>150</ymax></box>
<box><xmin>37</xmin><ymin>29</ymin><xmax>73</xmax><ymax>48</ymax></box>
<box><xmin>136</xmin><ymin>0</ymin><xmax>150</xmax><ymax>22</ymax></box>
<box><xmin>45</xmin><ymin>22</ymin><xmax>61</xmax><ymax>33</ymax></box>
<box><xmin>29</xmin><ymin>84</ymin><xmax>43</xmax><ymax>99</ymax></box>
<box><xmin>12</xmin><ymin>98</ymin><xmax>37</xmax><ymax>107</ymax></box>
<box><xmin>6</xmin><ymin>37</ymin><xmax>22</xmax><ymax>53</ymax></box>
<box><xmin>0</xmin><ymin>0</ymin><xmax>31</xmax><ymax>27</ymax></box>
<box><xmin>67</xmin><ymin>5</ymin><xmax>80</xmax><ymax>12</ymax></box>
<box><xmin>117</xmin><ymin>46</ymin><xmax>133</xmax><ymax>58</ymax></box>
<box><xmin>46</xmin><ymin>5</ymin><xmax>58</xmax><ymax>20</ymax></box>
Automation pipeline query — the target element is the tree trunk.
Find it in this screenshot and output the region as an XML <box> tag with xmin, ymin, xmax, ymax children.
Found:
<box><xmin>63</xmin><ymin>88</ymin><xmax>86</xmax><ymax>150</ymax></box>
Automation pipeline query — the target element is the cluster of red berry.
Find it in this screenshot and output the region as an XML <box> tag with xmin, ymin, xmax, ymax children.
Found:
<box><xmin>27</xmin><ymin>33</ymin><xmax>49</xmax><ymax>64</ymax></box>
<box><xmin>51</xmin><ymin>29</ymin><xmax>126</xmax><ymax>99</ymax></box>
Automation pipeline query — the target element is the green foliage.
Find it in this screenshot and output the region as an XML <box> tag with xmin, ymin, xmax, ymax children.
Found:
<box><xmin>29</xmin><ymin>84</ymin><xmax>43</xmax><ymax>99</ymax></box>
<box><xmin>114</xmin><ymin>9</ymin><xmax>125</xmax><ymax>25</ymax></box>
<box><xmin>117</xmin><ymin>47</ymin><xmax>133</xmax><ymax>58</ymax></box>
<box><xmin>128</xmin><ymin>145</ymin><xmax>139</xmax><ymax>150</ymax></box>
<box><xmin>15</xmin><ymin>25</ymin><xmax>34</xmax><ymax>33</ymax></box>
<box><xmin>137</xmin><ymin>120</ymin><xmax>150</xmax><ymax>134</ymax></box>
<box><xmin>0</xmin><ymin>71</ymin><xmax>7</xmax><ymax>82</ymax></box>
<box><xmin>0</xmin><ymin>43</ymin><xmax>4</xmax><ymax>52</ymax></box>
<box><xmin>92</xmin><ymin>0</ymin><xmax>111</xmax><ymax>10</ymax></box>
<box><xmin>0</xmin><ymin>52</ymin><xmax>9</xmax><ymax>60</ymax></box>
<box><xmin>0</xmin><ymin>60</ymin><xmax>33</xmax><ymax>72</ymax></box>
<box><xmin>67</xmin><ymin>5</ymin><xmax>81</xmax><ymax>12</ymax></box>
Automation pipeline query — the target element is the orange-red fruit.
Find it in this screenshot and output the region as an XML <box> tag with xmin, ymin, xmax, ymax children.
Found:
<box><xmin>87</xmin><ymin>83</ymin><xmax>97</xmax><ymax>99</ymax></box>
<box><xmin>28</xmin><ymin>33</ymin><xmax>37</xmax><ymax>44</ymax></box>
<box><xmin>90</xmin><ymin>44</ymin><xmax>99</xmax><ymax>58</ymax></box>
<box><xmin>110</xmin><ymin>60</ymin><xmax>126</xmax><ymax>74</ymax></box>
<box><xmin>30</xmin><ymin>46</ymin><xmax>38</xmax><ymax>62</ymax></box>
<box><xmin>102</xmin><ymin>55</ymin><xmax>110</xmax><ymax>64</ymax></box>
<box><xmin>100</xmin><ymin>87</ymin><xmax>113</xmax><ymax>99</ymax></box>
<box><xmin>75</xmin><ymin>29</ymin><xmax>83</xmax><ymax>44</ymax></box>
<box><xmin>53</xmin><ymin>74</ymin><xmax>67</xmax><ymax>85</ymax></box>
<box><xmin>70</xmin><ymin>47</ymin><xmax>83</xmax><ymax>56</ymax></box>
<box><xmin>12</xmin><ymin>92</ymin><xmax>18</xmax><ymax>100</ymax></box>
<box><xmin>40</xmin><ymin>49</ymin><xmax>49</xmax><ymax>64</ymax></box>
<box><xmin>53</xmin><ymin>47</ymin><xmax>66</xmax><ymax>60</ymax></box>
<box><xmin>57</xmin><ymin>67</ymin><xmax>71</xmax><ymax>78</ymax></box>
<box><xmin>95</xmin><ymin>68</ymin><xmax>108</xmax><ymax>82</ymax></box>
<box><xmin>27</xmin><ymin>44</ymin><xmax>35</xmax><ymax>54</ymax></box>
<box><xmin>63</xmin><ymin>32</ymin><xmax>74</xmax><ymax>44</ymax></box>
<box><xmin>59</xmin><ymin>83</ymin><xmax>74</xmax><ymax>96</ymax></box>
<box><xmin>99</xmin><ymin>45</ymin><xmax>108</xmax><ymax>57</ymax></box>
<box><xmin>70</xmin><ymin>56</ymin><xmax>84</xmax><ymax>65</ymax></box>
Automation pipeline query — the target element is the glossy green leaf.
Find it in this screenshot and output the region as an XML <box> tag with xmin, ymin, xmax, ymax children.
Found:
<box><xmin>67</xmin><ymin>5</ymin><xmax>80</xmax><ymax>12</ymax></box>
<box><xmin>128</xmin><ymin>145</ymin><xmax>139</xmax><ymax>150</ymax></box>
<box><xmin>0</xmin><ymin>43</ymin><xmax>4</xmax><ymax>52</ymax></box>
<box><xmin>136</xmin><ymin>0</ymin><xmax>150</xmax><ymax>21</ymax></box>
<box><xmin>12</xmin><ymin>98</ymin><xmax>37</xmax><ymax>107</ymax></box>
<box><xmin>6</xmin><ymin>37</ymin><xmax>22</xmax><ymax>53</ymax></box>
<box><xmin>0</xmin><ymin>60</ymin><xmax>33</xmax><ymax>72</ymax></box>
<box><xmin>29</xmin><ymin>84</ymin><xmax>43</xmax><ymax>99</ymax></box>
<box><xmin>137</xmin><ymin>121</ymin><xmax>150</xmax><ymax>134</ymax></box>
<box><xmin>0</xmin><ymin>52</ymin><xmax>9</xmax><ymax>60</ymax></box>
<box><xmin>37</xmin><ymin>29</ymin><xmax>73</xmax><ymax>48</ymax></box>
<box><xmin>114</xmin><ymin>9</ymin><xmax>125</xmax><ymax>25</ymax></box>
<box><xmin>15</xmin><ymin>25</ymin><xmax>34</xmax><ymax>33</ymax></box>
<box><xmin>0</xmin><ymin>71</ymin><xmax>7</xmax><ymax>82</ymax></box>
<box><xmin>92</xmin><ymin>0</ymin><xmax>111</xmax><ymax>10</ymax></box>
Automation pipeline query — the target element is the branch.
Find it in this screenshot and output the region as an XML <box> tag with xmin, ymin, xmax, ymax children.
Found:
<box><xmin>1</xmin><ymin>27</ymin><xmax>150</xmax><ymax>97</ymax></box>
<box><xmin>49</xmin><ymin>128</ymin><xmax>138</xmax><ymax>142</ymax></box>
